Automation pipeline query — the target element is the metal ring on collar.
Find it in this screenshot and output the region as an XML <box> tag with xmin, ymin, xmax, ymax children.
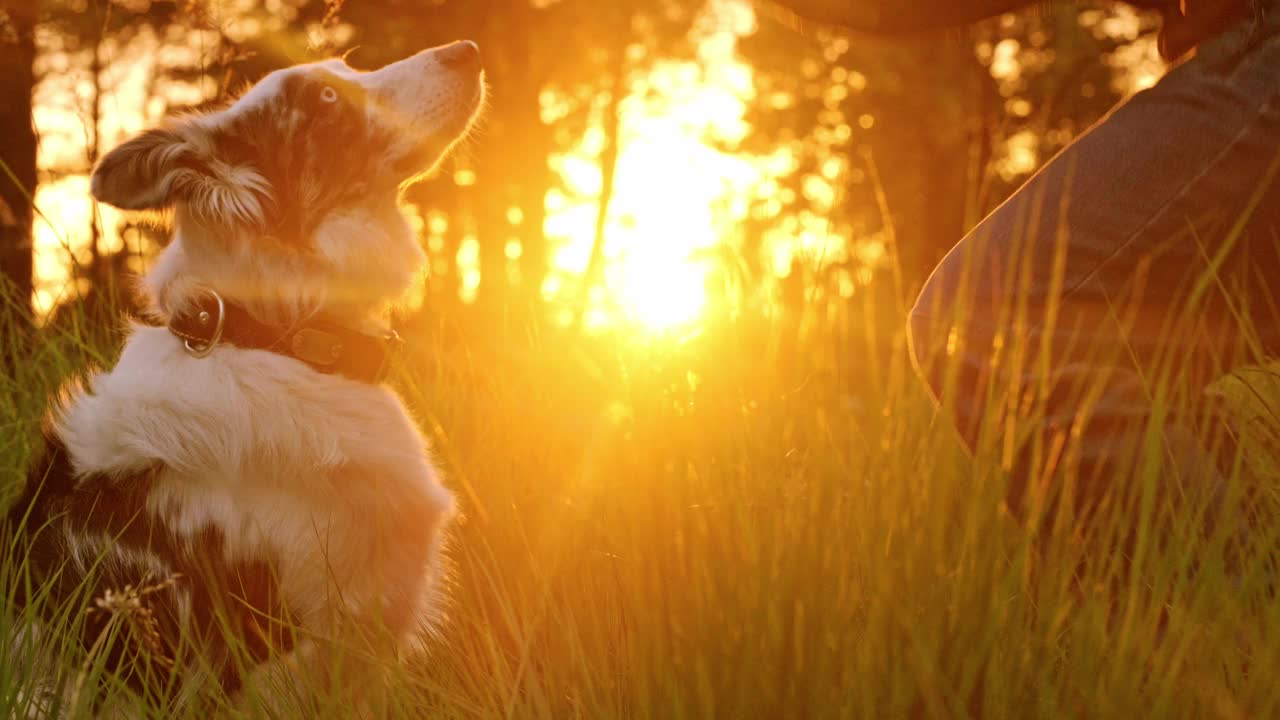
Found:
<box><xmin>183</xmin><ymin>289</ymin><xmax>225</xmax><ymax>359</ymax></box>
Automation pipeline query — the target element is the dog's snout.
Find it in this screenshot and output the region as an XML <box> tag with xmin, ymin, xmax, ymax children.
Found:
<box><xmin>438</xmin><ymin>40</ymin><xmax>481</xmax><ymax>70</ymax></box>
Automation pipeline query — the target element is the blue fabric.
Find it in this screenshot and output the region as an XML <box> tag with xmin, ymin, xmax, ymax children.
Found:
<box><xmin>908</xmin><ymin>5</ymin><xmax>1280</xmax><ymax>502</ymax></box>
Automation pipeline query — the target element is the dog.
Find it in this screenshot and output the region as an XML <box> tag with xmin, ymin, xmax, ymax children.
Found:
<box><xmin>5</xmin><ymin>41</ymin><xmax>484</xmax><ymax>709</ymax></box>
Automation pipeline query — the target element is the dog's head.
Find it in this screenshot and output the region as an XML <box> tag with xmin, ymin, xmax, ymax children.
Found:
<box><xmin>91</xmin><ymin>42</ymin><xmax>485</xmax><ymax>321</ymax></box>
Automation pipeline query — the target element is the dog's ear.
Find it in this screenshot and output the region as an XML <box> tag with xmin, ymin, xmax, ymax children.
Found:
<box><xmin>90</xmin><ymin>127</ymin><xmax>207</xmax><ymax>210</ymax></box>
<box><xmin>91</xmin><ymin>126</ymin><xmax>270</xmax><ymax>227</ymax></box>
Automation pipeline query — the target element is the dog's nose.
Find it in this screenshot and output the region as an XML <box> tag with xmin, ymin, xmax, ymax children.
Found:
<box><xmin>438</xmin><ymin>40</ymin><xmax>481</xmax><ymax>70</ymax></box>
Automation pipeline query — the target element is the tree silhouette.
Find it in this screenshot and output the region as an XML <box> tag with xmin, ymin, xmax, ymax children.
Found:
<box><xmin>0</xmin><ymin>2</ymin><xmax>37</xmax><ymax>324</ymax></box>
<box><xmin>738</xmin><ymin>1</ymin><xmax>1161</xmax><ymax>301</ymax></box>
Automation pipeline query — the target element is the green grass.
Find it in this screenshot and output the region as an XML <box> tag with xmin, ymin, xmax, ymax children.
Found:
<box><xmin>1</xmin><ymin>277</ymin><xmax>1277</xmax><ymax>719</ymax></box>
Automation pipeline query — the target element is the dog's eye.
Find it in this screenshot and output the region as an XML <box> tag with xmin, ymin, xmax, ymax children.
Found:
<box><xmin>320</xmin><ymin>86</ymin><xmax>339</xmax><ymax>103</ymax></box>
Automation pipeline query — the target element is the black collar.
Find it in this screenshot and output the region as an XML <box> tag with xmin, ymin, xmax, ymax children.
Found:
<box><xmin>166</xmin><ymin>290</ymin><xmax>402</xmax><ymax>384</ymax></box>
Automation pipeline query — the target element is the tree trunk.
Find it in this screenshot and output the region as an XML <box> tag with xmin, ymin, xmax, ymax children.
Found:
<box><xmin>474</xmin><ymin>0</ymin><xmax>554</xmax><ymax>319</ymax></box>
<box><xmin>88</xmin><ymin>16</ymin><xmax>103</xmax><ymax>279</ymax></box>
<box><xmin>576</xmin><ymin>47</ymin><xmax>626</xmax><ymax>328</ymax></box>
<box><xmin>0</xmin><ymin>2</ymin><xmax>37</xmax><ymax>320</ymax></box>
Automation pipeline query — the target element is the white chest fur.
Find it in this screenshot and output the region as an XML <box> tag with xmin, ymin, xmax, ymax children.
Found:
<box><xmin>57</xmin><ymin>325</ymin><xmax>455</xmax><ymax>639</ymax></box>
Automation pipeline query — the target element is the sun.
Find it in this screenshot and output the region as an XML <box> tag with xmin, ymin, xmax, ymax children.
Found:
<box><xmin>611</xmin><ymin>249</ymin><xmax>708</xmax><ymax>331</ymax></box>
<box><xmin>543</xmin><ymin>2</ymin><xmax>758</xmax><ymax>333</ymax></box>
<box><xmin>548</xmin><ymin>118</ymin><xmax>748</xmax><ymax>332</ymax></box>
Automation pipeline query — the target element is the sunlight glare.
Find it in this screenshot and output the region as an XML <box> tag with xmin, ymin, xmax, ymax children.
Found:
<box><xmin>545</xmin><ymin>0</ymin><xmax>758</xmax><ymax>332</ymax></box>
<box><xmin>609</xmin><ymin>247</ymin><xmax>708</xmax><ymax>331</ymax></box>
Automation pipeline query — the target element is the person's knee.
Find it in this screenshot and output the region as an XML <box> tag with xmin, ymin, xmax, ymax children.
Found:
<box><xmin>907</xmin><ymin>305</ymin><xmax>938</xmax><ymax>395</ymax></box>
<box><xmin>907</xmin><ymin>282</ymin><xmax>948</xmax><ymax>402</ymax></box>
<box><xmin>907</xmin><ymin>275</ymin><xmax>993</xmax><ymax>447</ymax></box>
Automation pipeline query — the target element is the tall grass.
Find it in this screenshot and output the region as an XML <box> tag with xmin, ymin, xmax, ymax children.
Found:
<box><xmin>0</xmin><ymin>244</ymin><xmax>1277</xmax><ymax>719</ymax></box>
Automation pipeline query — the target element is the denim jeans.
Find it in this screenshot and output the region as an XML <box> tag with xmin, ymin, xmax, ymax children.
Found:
<box><xmin>908</xmin><ymin>3</ymin><xmax>1280</xmax><ymax>510</ymax></box>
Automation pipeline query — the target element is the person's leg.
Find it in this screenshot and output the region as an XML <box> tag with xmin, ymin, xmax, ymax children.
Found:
<box><xmin>909</xmin><ymin>9</ymin><xmax>1280</xmax><ymax>516</ymax></box>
